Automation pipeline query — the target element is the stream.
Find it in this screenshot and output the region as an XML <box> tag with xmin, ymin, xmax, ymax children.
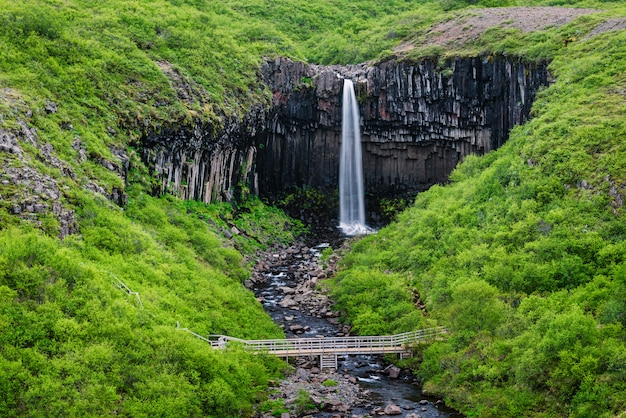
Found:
<box><xmin>247</xmin><ymin>230</ymin><xmax>463</xmax><ymax>418</ymax></box>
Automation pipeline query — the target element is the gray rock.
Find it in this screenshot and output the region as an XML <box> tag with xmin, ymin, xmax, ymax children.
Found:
<box><xmin>44</xmin><ymin>101</ymin><xmax>57</xmax><ymax>114</ymax></box>
<box><xmin>384</xmin><ymin>404</ymin><xmax>403</xmax><ymax>415</ymax></box>
<box><xmin>279</xmin><ymin>298</ymin><xmax>298</xmax><ymax>308</ymax></box>
<box><xmin>289</xmin><ymin>324</ymin><xmax>304</xmax><ymax>333</ymax></box>
<box><xmin>387</xmin><ymin>365</ymin><xmax>401</xmax><ymax>379</ymax></box>
<box><xmin>279</xmin><ymin>286</ymin><xmax>296</xmax><ymax>294</ymax></box>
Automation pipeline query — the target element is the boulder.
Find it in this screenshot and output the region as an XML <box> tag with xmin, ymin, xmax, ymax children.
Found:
<box><xmin>289</xmin><ymin>324</ymin><xmax>304</xmax><ymax>333</ymax></box>
<box><xmin>383</xmin><ymin>404</ymin><xmax>403</xmax><ymax>415</ymax></box>
<box><xmin>279</xmin><ymin>286</ymin><xmax>296</xmax><ymax>294</ymax></box>
<box><xmin>279</xmin><ymin>297</ymin><xmax>298</xmax><ymax>308</ymax></box>
<box><xmin>387</xmin><ymin>365</ymin><xmax>401</xmax><ymax>379</ymax></box>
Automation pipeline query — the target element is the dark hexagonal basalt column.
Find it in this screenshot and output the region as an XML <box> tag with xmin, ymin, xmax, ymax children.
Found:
<box><xmin>257</xmin><ymin>56</ymin><xmax>550</xmax><ymax>202</ymax></box>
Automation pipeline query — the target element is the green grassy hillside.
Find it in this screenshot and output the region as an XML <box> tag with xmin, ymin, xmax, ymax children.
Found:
<box><xmin>0</xmin><ymin>189</ymin><xmax>307</xmax><ymax>416</ymax></box>
<box><xmin>1</xmin><ymin>0</ymin><xmax>626</xmax><ymax>416</ymax></box>
<box><xmin>329</xmin><ymin>11</ymin><xmax>626</xmax><ymax>418</ymax></box>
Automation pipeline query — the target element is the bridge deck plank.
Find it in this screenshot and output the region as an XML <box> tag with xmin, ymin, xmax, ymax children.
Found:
<box><xmin>265</xmin><ymin>346</ymin><xmax>410</xmax><ymax>356</ymax></box>
<box><xmin>206</xmin><ymin>327</ymin><xmax>447</xmax><ymax>357</ymax></box>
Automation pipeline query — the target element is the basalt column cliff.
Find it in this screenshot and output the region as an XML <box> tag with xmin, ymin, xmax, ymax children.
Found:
<box><xmin>139</xmin><ymin>56</ymin><xmax>549</xmax><ymax>212</ymax></box>
<box><xmin>258</xmin><ymin>57</ymin><xmax>549</xmax><ymax>201</ymax></box>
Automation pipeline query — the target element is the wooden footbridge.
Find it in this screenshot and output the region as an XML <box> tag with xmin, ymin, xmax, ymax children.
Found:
<box><xmin>115</xmin><ymin>275</ymin><xmax>445</xmax><ymax>369</ymax></box>
<box><xmin>203</xmin><ymin>327</ymin><xmax>447</xmax><ymax>369</ymax></box>
<box><xmin>114</xmin><ymin>277</ymin><xmax>447</xmax><ymax>369</ymax></box>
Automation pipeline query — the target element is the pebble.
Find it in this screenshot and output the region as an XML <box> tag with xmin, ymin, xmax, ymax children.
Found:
<box><xmin>249</xmin><ymin>237</ymin><xmax>454</xmax><ymax>418</ymax></box>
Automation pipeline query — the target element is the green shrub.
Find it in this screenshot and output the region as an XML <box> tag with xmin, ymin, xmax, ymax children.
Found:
<box><xmin>0</xmin><ymin>192</ymin><xmax>289</xmax><ymax>416</ymax></box>
<box><xmin>321</xmin><ymin>379</ymin><xmax>338</xmax><ymax>387</ymax></box>
<box><xmin>329</xmin><ymin>11</ymin><xmax>626</xmax><ymax>416</ymax></box>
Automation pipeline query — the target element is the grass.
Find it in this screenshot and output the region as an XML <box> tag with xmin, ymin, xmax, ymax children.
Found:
<box><xmin>1</xmin><ymin>0</ymin><xmax>626</xmax><ymax>416</ymax></box>
<box><xmin>328</xmin><ymin>16</ymin><xmax>626</xmax><ymax>418</ymax></box>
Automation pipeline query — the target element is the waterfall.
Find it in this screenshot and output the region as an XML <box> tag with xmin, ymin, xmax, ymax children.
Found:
<box><xmin>339</xmin><ymin>79</ymin><xmax>370</xmax><ymax>236</ymax></box>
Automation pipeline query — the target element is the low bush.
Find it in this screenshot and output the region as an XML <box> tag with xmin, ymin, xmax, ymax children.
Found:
<box><xmin>329</xmin><ymin>18</ymin><xmax>626</xmax><ymax>417</ymax></box>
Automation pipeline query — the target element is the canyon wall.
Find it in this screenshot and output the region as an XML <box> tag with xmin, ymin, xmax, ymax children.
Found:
<box><xmin>138</xmin><ymin>107</ymin><xmax>266</xmax><ymax>204</ymax></box>
<box><xmin>258</xmin><ymin>56</ymin><xmax>550</xmax><ymax>200</ymax></box>
<box><xmin>139</xmin><ymin>56</ymin><xmax>550</xmax><ymax>212</ymax></box>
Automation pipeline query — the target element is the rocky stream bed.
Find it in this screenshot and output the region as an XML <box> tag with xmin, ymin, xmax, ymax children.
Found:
<box><xmin>246</xmin><ymin>230</ymin><xmax>462</xmax><ymax>418</ymax></box>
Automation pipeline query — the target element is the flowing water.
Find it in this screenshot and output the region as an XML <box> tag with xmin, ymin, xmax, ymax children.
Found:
<box><xmin>339</xmin><ymin>79</ymin><xmax>371</xmax><ymax>236</ymax></box>
<box><xmin>251</xmin><ymin>233</ymin><xmax>462</xmax><ymax>417</ymax></box>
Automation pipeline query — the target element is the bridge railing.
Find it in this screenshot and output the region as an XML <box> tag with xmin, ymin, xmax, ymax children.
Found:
<box><xmin>207</xmin><ymin>326</ymin><xmax>446</xmax><ymax>354</ymax></box>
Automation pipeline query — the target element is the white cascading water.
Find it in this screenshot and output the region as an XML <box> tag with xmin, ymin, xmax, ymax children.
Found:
<box><xmin>339</xmin><ymin>79</ymin><xmax>370</xmax><ymax>235</ymax></box>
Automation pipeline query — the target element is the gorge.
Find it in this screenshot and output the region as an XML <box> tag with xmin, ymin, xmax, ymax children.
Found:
<box><xmin>139</xmin><ymin>55</ymin><xmax>550</xmax><ymax>222</ymax></box>
<box><xmin>3</xmin><ymin>2</ymin><xmax>624</xmax><ymax>416</ymax></box>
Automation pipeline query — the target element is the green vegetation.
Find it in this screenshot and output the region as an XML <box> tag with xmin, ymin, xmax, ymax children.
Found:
<box><xmin>1</xmin><ymin>0</ymin><xmax>626</xmax><ymax>416</ymax></box>
<box><xmin>0</xmin><ymin>188</ymin><xmax>297</xmax><ymax>416</ymax></box>
<box><xmin>181</xmin><ymin>196</ymin><xmax>307</xmax><ymax>255</ymax></box>
<box><xmin>258</xmin><ymin>398</ymin><xmax>289</xmax><ymax>417</ymax></box>
<box><xmin>278</xmin><ymin>186</ymin><xmax>338</xmax><ymax>223</ymax></box>
<box><xmin>293</xmin><ymin>389</ymin><xmax>316</xmax><ymax>415</ymax></box>
<box><xmin>329</xmin><ymin>17</ymin><xmax>626</xmax><ymax>418</ymax></box>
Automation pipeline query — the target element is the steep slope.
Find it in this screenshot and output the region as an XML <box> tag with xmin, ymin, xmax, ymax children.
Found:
<box><xmin>329</xmin><ymin>12</ymin><xmax>626</xmax><ymax>418</ymax></box>
<box><xmin>1</xmin><ymin>0</ymin><xmax>626</xmax><ymax>416</ymax></box>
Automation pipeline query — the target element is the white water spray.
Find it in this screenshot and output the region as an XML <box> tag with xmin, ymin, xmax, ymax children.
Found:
<box><xmin>339</xmin><ymin>79</ymin><xmax>371</xmax><ymax>236</ymax></box>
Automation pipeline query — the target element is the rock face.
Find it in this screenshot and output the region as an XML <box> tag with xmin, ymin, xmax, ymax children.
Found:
<box><xmin>1</xmin><ymin>121</ymin><xmax>78</xmax><ymax>238</ymax></box>
<box><xmin>258</xmin><ymin>56</ymin><xmax>550</xmax><ymax>200</ymax></box>
<box><xmin>139</xmin><ymin>56</ymin><xmax>549</xmax><ymax>212</ymax></box>
<box><xmin>138</xmin><ymin>106</ymin><xmax>267</xmax><ymax>204</ymax></box>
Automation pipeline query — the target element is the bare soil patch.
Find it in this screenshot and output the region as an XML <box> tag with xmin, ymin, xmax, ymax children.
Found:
<box><xmin>394</xmin><ymin>7</ymin><xmax>599</xmax><ymax>54</ymax></box>
<box><xmin>584</xmin><ymin>17</ymin><xmax>626</xmax><ymax>39</ymax></box>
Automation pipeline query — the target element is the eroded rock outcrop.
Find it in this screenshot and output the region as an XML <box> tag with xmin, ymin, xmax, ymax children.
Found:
<box><xmin>138</xmin><ymin>107</ymin><xmax>266</xmax><ymax>204</ymax></box>
<box><xmin>0</xmin><ymin>122</ymin><xmax>77</xmax><ymax>237</ymax></box>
